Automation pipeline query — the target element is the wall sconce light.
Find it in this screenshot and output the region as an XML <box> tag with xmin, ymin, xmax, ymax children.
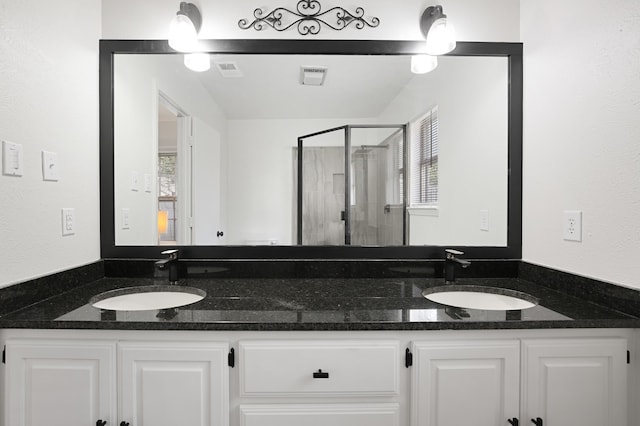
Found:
<box><xmin>168</xmin><ymin>2</ymin><xmax>202</xmax><ymax>52</ymax></box>
<box><xmin>411</xmin><ymin>54</ymin><xmax>438</xmax><ymax>74</ymax></box>
<box><xmin>419</xmin><ymin>5</ymin><xmax>456</xmax><ymax>56</ymax></box>
<box><xmin>158</xmin><ymin>210</ymin><xmax>169</xmax><ymax>235</ymax></box>
<box><xmin>184</xmin><ymin>52</ymin><xmax>210</xmax><ymax>72</ymax></box>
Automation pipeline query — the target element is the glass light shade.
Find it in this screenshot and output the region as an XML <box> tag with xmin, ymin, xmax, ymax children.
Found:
<box><xmin>157</xmin><ymin>210</ymin><xmax>169</xmax><ymax>234</ymax></box>
<box><xmin>184</xmin><ymin>53</ymin><xmax>210</xmax><ymax>72</ymax></box>
<box><xmin>425</xmin><ymin>18</ymin><xmax>456</xmax><ymax>55</ymax></box>
<box><xmin>411</xmin><ymin>55</ymin><xmax>438</xmax><ymax>74</ymax></box>
<box><xmin>168</xmin><ymin>14</ymin><xmax>198</xmax><ymax>52</ymax></box>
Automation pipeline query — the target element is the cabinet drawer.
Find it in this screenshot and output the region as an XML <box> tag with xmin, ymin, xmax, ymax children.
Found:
<box><xmin>239</xmin><ymin>340</ymin><xmax>399</xmax><ymax>396</ymax></box>
<box><xmin>240</xmin><ymin>403</ymin><xmax>399</xmax><ymax>426</ymax></box>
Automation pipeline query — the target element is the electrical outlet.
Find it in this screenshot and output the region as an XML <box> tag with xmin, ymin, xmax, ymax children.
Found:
<box><xmin>563</xmin><ymin>210</ymin><xmax>582</xmax><ymax>242</ymax></box>
<box><xmin>61</xmin><ymin>208</ymin><xmax>75</xmax><ymax>236</ymax></box>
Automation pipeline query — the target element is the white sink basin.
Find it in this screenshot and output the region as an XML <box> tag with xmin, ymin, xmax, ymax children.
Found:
<box><xmin>423</xmin><ymin>285</ymin><xmax>538</xmax><ymax>311</ymax></box>
<box><xmin>91</xmin><ymin>285</ymin><xmax>206</xmax><ymax>311</ymax></box>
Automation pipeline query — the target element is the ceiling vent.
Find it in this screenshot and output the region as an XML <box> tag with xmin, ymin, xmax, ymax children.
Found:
<box><xmin>214</xmin><ymin>61</ymin><xmax>243</xmax><ymax>78</ymax></box>
<box><xmin>300</xmin><ymin>66</ymin><xmax>328</xmax><ymax>86</ymax></box>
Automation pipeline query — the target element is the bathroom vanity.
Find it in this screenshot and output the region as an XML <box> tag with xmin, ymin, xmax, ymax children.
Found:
<box><xmin>0</xmin><ymin>268</ymin><xmax>637</xmax><ymax>426</ymax></box>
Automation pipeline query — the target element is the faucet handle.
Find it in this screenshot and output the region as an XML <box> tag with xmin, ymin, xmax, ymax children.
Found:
<box><xmin>161</xmin><ymin>249</ymin><xmax>178</xmax><ymax>260</ymax></box>
<box><xmin>445</xmin><ymin>248</ymin><xmax>464</xmax><ymax>258</ymax></box>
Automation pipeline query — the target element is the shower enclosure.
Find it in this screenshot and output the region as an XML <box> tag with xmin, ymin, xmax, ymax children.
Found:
<box><xmin>296</xmin><ymin>124</ymin><xmax>407</xmax><ymax>245</ymax></box>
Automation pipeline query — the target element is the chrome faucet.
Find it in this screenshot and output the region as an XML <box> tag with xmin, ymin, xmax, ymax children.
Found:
<box><xmin>444</xmin><ymin>249</ymin><xmax>470</xmax><ymax>284</ymax></box>
<box><xmin>155</xmin><ymin>249</ymin><xmax>179</xmax><ymax>284</ymax></box>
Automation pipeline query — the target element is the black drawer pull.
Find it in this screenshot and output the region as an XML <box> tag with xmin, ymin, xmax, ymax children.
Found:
<box><xmin>508</xmin><ymin>419</ymin><xmax>519</xmax><ymax>426</ymax></box>
<box><xmin>531</xmin><ymin>418</ymin><xmax>543</xmax><ymax>426</ymax></box>
<box><xmin>96</xmin><ymin>421</ymin><xmax>107</xmax><ymax>426</ymax></box>
<box><xmin>120</xmin><ymin>422</ymin><xmax>130</xmax><ymax>426</ymax></box>
<box><xmin>313</xmin><ymin>369</ymin><xmax>329</xmax><ymax>379</ymax></box>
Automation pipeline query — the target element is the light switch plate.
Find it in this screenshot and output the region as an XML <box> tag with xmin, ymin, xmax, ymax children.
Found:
<box><xmin>144</xmin><ymin>174</ymin><xmax>152</xmax><ymax>192</ymax></box>
<box><xmin>122</xmin><ymin>208</ymin><xmax>130</xmax><ymax>230</ymax></box>
<box><xmin>61</xmin><ymin>208</ymin><xmax>75</xmax><ymax>236</ymax></box>
<box><xmin>2</xmin><ymin>140</ymin><xmax>24</xmax><ymax>177</ymax></box>
<box><xmin>479</xmin><ymin>209</ymin><xmax>489</xmax><ymax>231</ymax></box>
<box><xmin>131</xmin><ymin>171</ymin><xmax>139</xmax><ymax>191</ymax></box>
<box><xmin>42</xmin><ymin>151</ymin><xmax>59</xmax><ymax>181</ymax></box>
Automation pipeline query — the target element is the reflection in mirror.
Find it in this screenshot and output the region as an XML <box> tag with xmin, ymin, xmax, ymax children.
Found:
<box><xmin>296</xmin><ymin>124</ymin><xmax>407</xmax><ymax>246</ymax></box>
<box><xmin>157</xmin><ymin>98</ymin><xmax>180</xmax><ymax>245</ymax></box>
<box><xmin>113</xmin><ymin>53</ymin><xmax>508</xmax><ymax>248</ymax></box>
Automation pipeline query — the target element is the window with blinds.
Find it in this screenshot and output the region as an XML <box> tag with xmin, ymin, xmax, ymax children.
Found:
<box><xmin>410</xmin><ymin>106</ymin><xmax>438</xmax><ymax>206</ymax></box>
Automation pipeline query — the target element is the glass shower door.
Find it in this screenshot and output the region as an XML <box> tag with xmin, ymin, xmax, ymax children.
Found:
<box><xmin>297</xmin><ymin>125</ymin><xmax>406</xmax><ymax>246</ymax></box>
<box><xmin>349</xmin><ymin>127</ymin><xmax>405</xmax><ymax>246</ymax></box>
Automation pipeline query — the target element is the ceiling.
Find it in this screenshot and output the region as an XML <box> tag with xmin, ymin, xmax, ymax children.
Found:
<box><xmin>177</xmin><ymin>54</ymin><xmax>417</xmax><ymax>120</ymax></box>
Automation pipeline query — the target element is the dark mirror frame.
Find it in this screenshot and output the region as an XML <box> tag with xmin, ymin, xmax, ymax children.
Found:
<box><xmin>100</xmin><ymin>39</ymin><xmax>522</xmax><ymax>260</ymax></box>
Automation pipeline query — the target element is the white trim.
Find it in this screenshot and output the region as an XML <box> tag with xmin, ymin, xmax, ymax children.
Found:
<box><xmin>408</xmin><ymin>206</ymin><xmax>439</xmax><ymax>217</ymax></box>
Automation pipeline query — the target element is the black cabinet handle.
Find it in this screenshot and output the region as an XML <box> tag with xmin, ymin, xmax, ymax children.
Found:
<box><xmin>96</xmin><ymin>421</ymin><xmax>107</xmax><ymax>426</ymax></box>
<box><xmin>217</xmin><ymin>231</ymin><xmax>224</xmax><ymax>237</ymax></box>
<box><xmin>313</xmin><ymin>369</ymin><xmax>329</xmax><ymax>379</ymax></box>
<box><xmin>508</xmin><ymin>418</ymin><xmax>519</xmax><ymax>426</ymax></box>
<box><xmin>531</xmin><ymin>418</ymin><xmax>543</xmax><ymax>426</ymax></box>
<box><xmin>119</xmin><ymin>422</ymin><xmax>129</xmax><ymax>426</ymax></box>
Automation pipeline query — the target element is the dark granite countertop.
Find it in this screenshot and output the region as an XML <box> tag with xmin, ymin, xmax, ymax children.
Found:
<box><xmin>0</xmin><ymin>276</ymin><xmax>638</xmax><ymax>331</ymax></box>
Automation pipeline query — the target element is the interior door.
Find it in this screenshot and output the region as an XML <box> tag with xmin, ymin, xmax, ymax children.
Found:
<box><xmin>192</xmin><ymin>117</ymin><xmax>223</xmax><ymax>244</ymax></box>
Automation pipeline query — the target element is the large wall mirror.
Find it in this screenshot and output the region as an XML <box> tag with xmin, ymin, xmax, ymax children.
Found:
<box><xmin>100</xmin><ymin>40</ymin><xmax>522</xmax><ymax>259</ymax></box>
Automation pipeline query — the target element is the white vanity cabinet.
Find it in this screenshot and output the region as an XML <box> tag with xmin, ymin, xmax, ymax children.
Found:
<box><xmin>410</xmin><ymin>340</ymin><xmax>520</xmax><ymax>426</ymax></box>
<box><xmin>4</xmin><ymin>339</ymin><xmax>116</xmax><ymax>426</ymax></box>
<box><xmin>238</xmin><ymin>340</ymin><xmax>401</xmax><ymax>426</ymax></box>
<box><xmin>4</xmin><ymin>339</ymin><xmax>229</xmax><ymax>426</ymax></box>
<box><xmin>411</xmin><ymin>337</ymin><xmax>628</xmax><ymax>426</ymax></box>
<box><xmin>1</xmin><ymin>330</ymin><xmax>633</xmax><ymax>426</ymax></box>
<box><xmin>119</xmin><ymin>341</ymin><xmax>229</xmax><ymax>426</ymax></box>
<box><xmin>521</xmin><ymin>338</ymin><xmax>628</xmax><ymax>426</ymax></box>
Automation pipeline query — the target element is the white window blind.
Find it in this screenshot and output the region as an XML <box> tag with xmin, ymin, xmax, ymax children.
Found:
<box><xmin>410</xmin><ymin>106</ymin><xmax>438</xmax><ymax>206</ymax></box>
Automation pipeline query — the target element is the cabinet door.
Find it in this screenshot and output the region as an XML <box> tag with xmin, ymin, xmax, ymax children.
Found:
<box><xmin>4</xmin><ymin>339</ymin><xmax>116</xmax><ymax>426</ymax></box>
<box><xmin>239</xmin><ymin>403</ymin><xmax>399</xmax><ymax>426</ymax></box>
<box><xmin>411</xmin><ymin>340</ymin><xmax>520</xmax><ymax>426</ymax></box>
<box><xmin>119</xmin><ymin>341</ymin><xmax>229</xmax><ymax>426</ymax></box>
<box><xmin>522</xmin><ymin>338</ymin><xmax>627</xmax><ymax>426</ymax></box>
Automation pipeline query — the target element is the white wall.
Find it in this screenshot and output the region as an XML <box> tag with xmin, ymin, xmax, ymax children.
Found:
<box><xmin>3</xmin><ymin>0</ymin><xmax>638</xmax><ymax>293</ymax></box>
<box><xmin>0</xmin><ymin>0</ymin><xmax>521</xmax><ymax>287</ymax></box>
<box><xmin>102</xmin><ymin>0</ymin><xmax>519</xmax><ymax>42</ymax></box>
<box><xmin>0</xmin><ymin>0</ymin><xmax>101</xmax><ymax>287</ymax></box>
<box><xmin>521</xmin><ymin>0</ymin><xmax>640</xmax><ymax>289</ymax></box>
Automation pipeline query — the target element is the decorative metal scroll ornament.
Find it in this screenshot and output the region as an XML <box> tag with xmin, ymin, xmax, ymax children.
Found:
<box><xmin>238</xmin><ymin>0</ymin><xmax>380</xmax><ymax>35</ymax></box>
